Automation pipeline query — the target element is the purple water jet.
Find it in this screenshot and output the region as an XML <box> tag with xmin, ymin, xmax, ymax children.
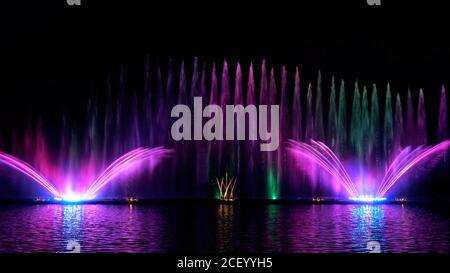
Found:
<box><xmin>0</xmin><ymin>147</ymin><xmax>172</xmax><ymax>201</ymax></box>
<box><xmin>288</xmin><ymin>139</ymin><xmax>450</xmax><ymax>199</ymax></box>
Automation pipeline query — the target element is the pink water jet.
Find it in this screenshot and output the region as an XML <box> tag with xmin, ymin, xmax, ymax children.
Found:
<box><xmin>0</xmin><ymin>147</ymin><xmax>172</xmax><ymax>201</ymax></box>
<box><xmin>288</xmin><ymin>139</ymin><xmax>450</xmax><ymax>199</ymax></box>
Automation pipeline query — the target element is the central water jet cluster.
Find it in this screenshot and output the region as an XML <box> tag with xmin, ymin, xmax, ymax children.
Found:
<box><xmin>0</xmin><ymin>57</ymin><xmax>448</xmax><ymax>200</ymax></box>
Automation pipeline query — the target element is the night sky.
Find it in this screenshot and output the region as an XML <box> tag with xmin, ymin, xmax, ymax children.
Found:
<box><xmin>1</xmin><ymin>1</ymin><xmax>449</xmax><ymax>127</ymax></box>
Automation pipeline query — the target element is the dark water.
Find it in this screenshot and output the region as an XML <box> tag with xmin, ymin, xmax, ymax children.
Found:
<box><xmin>0</xmin><ymin>203</ymin><xmax>448</xmax><ymax>253</ymax></box>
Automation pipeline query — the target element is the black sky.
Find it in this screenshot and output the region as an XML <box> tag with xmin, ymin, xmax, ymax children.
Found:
<box><xmin>0</xmin><ymin>0</ymin><xmax>449</xmax><ymax>133</ymax></box>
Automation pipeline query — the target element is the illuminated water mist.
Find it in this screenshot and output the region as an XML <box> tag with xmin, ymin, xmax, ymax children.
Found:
<box><xmin>288</xmin><ymin>139</ymin><xmax>450</xmax><ymax>199</ymax></box>
<box><xmin>0</xmin><ymin>147</ymin><xmax>171</xmax><ymax>201</ymax></box>
<box><xmin>0</xmin><ymin>58</ymin><xmax>448</xmax><ymax>200</ymax></box>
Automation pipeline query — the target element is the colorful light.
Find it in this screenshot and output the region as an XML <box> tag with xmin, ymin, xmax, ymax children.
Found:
<box><xmin>0</xmin><ymin>59</ymin><xmax>448</xmax><ymax>201</ymax></box>
<box><xmin>59</xmin><ymin>194</ymin><xmax>85</xmax><ymax>203</ymax></box>
<box><xmin>377</xmin><ymin>140</ymin><xmax>450</xmax><ymax>197</ymax></box>
<box><xmin>216</xmin><ymin>172</ymin><xmax>236</xmax><ymax>201</ymax></box>
<box><xmin>288</xmin><ymin>139</ymin><xmax>450</xmax><ymax>198</ymax></box>
<box><xmin>0</xmin><ymin>147</ymin><xmax>172</xmax><ymax>201</ymax></box>
<box><xmin>349</xmin><ymin>195</ymin><xmax>386</xmax><ymax>202</ymax></box>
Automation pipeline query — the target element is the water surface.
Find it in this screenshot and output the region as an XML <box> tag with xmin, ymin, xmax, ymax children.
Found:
<box><xmin>0</xmin><ymin>203</ymin><xmax>448</xmax><ymax>253</ymax></box>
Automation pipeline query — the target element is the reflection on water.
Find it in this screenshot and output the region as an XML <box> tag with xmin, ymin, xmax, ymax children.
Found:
<box><xmin>216</xmin><ymin>204</ymin><xmax>234</xmax><ymax>252</ymax></box>
<box><xmin>57</xmin><ymin>205</ymin><xmax>84</xmax><ymax>251</ymax></box>
<box><xmin>350</xmin><ymin>205</ymin><xmax>385</xmax><ymax>251</ymax></box>
<box><xmin>264</xmin><ymin>205</ymin><xmax>281</xmax><ymax>252</ymax></box>
<box><xmin>0</xmin><ymin>203</ymin><xmax>448</xmax><ymax>252</ymax></box>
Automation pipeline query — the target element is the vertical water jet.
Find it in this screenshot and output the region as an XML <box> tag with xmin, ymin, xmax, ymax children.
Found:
<box><xmin>305</xmin><ymin>83</ymin><xmax>314</xmax><ymax>141</ymax></box>
<box><xmin>292</xmin><ymin>67</ymin><xmax>302</xmax><ymax>141</ymax></box>
<box><xmin>405</xmin><ymin>89</ymin><xmax>415</xmax><ymax>146</ymax></box>
<box><xmin>369</xmin><ymin>84</ymin><xmax>381</xmax><ymax>170</ymax></box>
<box><xmin>394</xmin><ymin>93</ymin><xmax>404</xmax><ymax>156</ymax></box>
<box><xmin>417</xmin><ymin>89</ymin><xmax>427</xmax><ymax>145</ymax></box>
<box><xmin>327</xmin><ymin>76</ymin><xmax>337</xmax><ymax>150</ymax></box>
<box><xmin>350</xmin><ymin>81</ymin><xmax>362</xmax><ymax>159</ymax></box>
<box><xmin>361</xmin><ymin>86</ymin><xmax>370</xmax><ymax>164</ymax></box>
<box><xmin>383</xmin><ymin>84</ymin><xmax>394</xmax><ymax>165</ymax></box>
<box><xmin>337</xmin><ymin>79</ymin><xmax>347</xmax><ymax>157</ymax></box>
<box><xmin>314</xmin><ymin>71</ymin><xmax>324</xmax><ymax>141</ymax></box>
<box><xmin>437</xmin><ymin>85</ymin><xmax>448</xmax><ymax>141</ymax></box>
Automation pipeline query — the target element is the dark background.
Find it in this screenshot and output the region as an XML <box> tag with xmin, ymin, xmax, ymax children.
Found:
<box><xmin>0</xmin><ymin>0</ymin><xmax>449</xmax><ymax>198</ymax></box>
<box><xmin>1</xmin><ymin>0</ymin><xmax>449</xmax><ymax>127</ymax></box>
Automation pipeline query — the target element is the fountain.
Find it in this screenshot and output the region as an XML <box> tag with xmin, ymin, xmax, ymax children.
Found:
<box><xmin>0</xmin><ymin>57</ymin><xmax>448</xmax><ymax>201</ymax></box>
<box><xmin>216</xmin><ymin>172</ymin><xmax>237</xmax><ymax>202</ymax></box>
<box><xmin>0</xmin><ymin>147</ymin><xmax>172</xmax><ymax>201</ymax></box>
<box><xmin>287</xmin><ymin>139</ymin><xmax>450</xmax><ymax>200</ymax></box>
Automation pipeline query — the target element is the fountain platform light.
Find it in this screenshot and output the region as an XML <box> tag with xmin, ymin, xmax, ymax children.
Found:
<box><xmin>348</xmin><ymin>195</ymin><xmax>387</xmax><ymax>203</ymax></box>
<box><xmin>126</xmin><ymin>197</ymin><xmax>138</xmax><ymax>203</ymax></box>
